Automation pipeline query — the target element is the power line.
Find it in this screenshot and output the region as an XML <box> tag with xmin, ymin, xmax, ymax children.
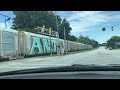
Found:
<box><xmin>0</xmin><ymin>13</ymin><xmax>11</xmax><ymax>18</ymax></box>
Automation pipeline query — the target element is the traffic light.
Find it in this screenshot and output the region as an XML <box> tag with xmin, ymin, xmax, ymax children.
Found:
<box><xmin>111</xmin><ymin>27</ymin><xmax>114</xmax><ymax>31</ymax></box>
<box><xmin>7</xmin><ymin>17</ymin><xmax>10</xmax><ymax>21</ymax></box>
<box><xmin>102</xmin><ymin>28</ymin><xmax>105</xmax><ymax>31</ymax></box>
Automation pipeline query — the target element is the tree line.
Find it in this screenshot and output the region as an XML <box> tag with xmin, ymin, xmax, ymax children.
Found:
<box><xmin>107</xmin><ymin>36</ymin><xmax>120</xmax><ymax>49</ymax></box>
<box><xmin>69</xmin><ymin>35</ymin><xmax>98</xmax><ymax>48</ymax></box>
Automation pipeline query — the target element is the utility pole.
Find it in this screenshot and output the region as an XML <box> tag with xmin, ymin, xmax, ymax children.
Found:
<box><xmin>5</xmin><ymin>17</ymin><xmax>7</xmax><ymax>28</ymax></box>
<box><xmin>64</xmin><ymin>27</ymin><xmax>66</xmax><ymax>41</ymax></box>
<box><xmin>50</xmin><ymin>35</ymin><xmax>52</xmax><ymax>56</ymax></box>
<box><xmin>49</xmin><ymin>28</ymin><xmax>52</xmax><ymax>56</ymax></box>
<box><xmin>0</xmin><ymin>13</ymin><xmax>11</xmax><ymax>28</ymax></box>
<box><xmin>64</xmin><ymin>27</ymin><xmax>67</xmax><ymax>54</ymax></box>
<box><xmin>55</xmin><ymin>11</ymin><xmax>60</xmax><ymax>55</ymax></box>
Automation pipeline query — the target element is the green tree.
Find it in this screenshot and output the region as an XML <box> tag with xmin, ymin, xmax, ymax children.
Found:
<box><xmin>12</xmin><ymin>11</ymin><xmax>72</xmax><ymax>40</ymax></box>
<box><xmin>107</xmin><ymin>36</ymin><xmax>120</xmax><ymax>49</ymax></box>
<box><xmin>58</xmin><ymin>19</ymin><xmax>72</xmax><ymax>40</ymax></box>
<box><xmin>12</xmin><ymin>11</ymin><xmax>57</xmax><ymax>29</ymax></box>
<box><xmin>69</xmin><ymin>35</ymin><xmax>78</xmax><ymax>41</ymax></box>
<box><xmin>78</xmin><ymin>35</ymin><xmax>98</xmax><ymax>48</ymax></box>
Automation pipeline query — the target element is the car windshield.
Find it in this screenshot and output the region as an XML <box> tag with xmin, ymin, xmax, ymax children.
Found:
<box><xmin>0</xmin><ymin>11</ymin><xmax>120</xmax><ymax>73</ymax></box>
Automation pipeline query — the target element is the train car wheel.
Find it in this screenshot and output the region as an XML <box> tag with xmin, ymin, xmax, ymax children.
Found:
<box><xmin>24</xmin><ymin>55</ymin><xmax>29</xmax><ymax>58</ymax></box>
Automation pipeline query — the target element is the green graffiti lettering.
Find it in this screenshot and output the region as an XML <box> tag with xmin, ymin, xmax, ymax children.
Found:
<box><xmin>30</xmin><ymin>37</ymin><xmax>43</xmax><ymax>54</ymax></box>
<box><xmin>52</xmin><ymin>40</ymin><xmax>57</xmax><ymax>52</ymax></box>
<box><xmin>43</xmin><ymin>38</ymin><xmax>50</xmax><ymax>53</ymax></box>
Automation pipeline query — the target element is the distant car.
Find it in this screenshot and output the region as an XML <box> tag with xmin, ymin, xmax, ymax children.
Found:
<box><xmin>109</xmin><ymin>47</ymin><xmax>113</xmax><ymax>50</ymax></box>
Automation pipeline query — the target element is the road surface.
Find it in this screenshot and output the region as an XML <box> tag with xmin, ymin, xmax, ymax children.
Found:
<box><xmin>0</xmin><ymin>46</ymin><xmax>120</xmax><ymax>73</ymax></box>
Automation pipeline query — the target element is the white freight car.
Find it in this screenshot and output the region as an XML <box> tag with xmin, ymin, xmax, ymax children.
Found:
<box><xmin>0</xmin><ymin>28</ymin><xmax>93</xmax><ymax>60</ymax></box>
<box><xmin>0</xmin><ymin>28</ymin><xmax>19</xmax><ymax>60</ymax></box>
<box><xmin>18</xmin><ymin>31</ymin><xmax>59</xmax><ymax>56</ymax></box>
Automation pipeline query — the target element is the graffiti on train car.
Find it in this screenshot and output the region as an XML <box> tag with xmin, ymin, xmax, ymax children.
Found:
<box><xmin>30</xmin><ymin>37</ymin><xmax>57</xmax><ymax>54</ymax></box>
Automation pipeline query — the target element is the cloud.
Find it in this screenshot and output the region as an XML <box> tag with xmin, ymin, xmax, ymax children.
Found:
<box><xmin>68</xmin><ymin>11</ymin><xmax>102</xmax><ymax>21</ymax></box>
<box><xmin>0</xmin><ymin>22</ymin><xmax>11</xmax><ymax>28</ymax></box>
<box><xmin>67</xmin><ymin>11</ymin><xmax>120</xmax><ymax>36</ymax></box>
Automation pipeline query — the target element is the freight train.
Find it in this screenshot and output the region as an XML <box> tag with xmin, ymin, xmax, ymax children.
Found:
<box><xmin>0</xmin><ymin>28</ymin><xmax>93</xmax><ymax>60</ymax></box>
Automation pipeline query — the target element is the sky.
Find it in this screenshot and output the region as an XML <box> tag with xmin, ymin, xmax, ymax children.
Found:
<box><xmin>0</xmin><ymin>11</ymin><xmax>120</xmax><ymax>44</ymax></box>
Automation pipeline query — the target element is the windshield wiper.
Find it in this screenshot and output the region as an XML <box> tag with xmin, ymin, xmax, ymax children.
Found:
<box><xmin>1</xmin><ymin>64</ymin><xmax>120</xmax><ymax>76</ymax></box>
<box><xmin>72</xmin><ymin>64</ymin><xmax>97</xmax><ymax>67</ymax></box>
<box><xmin>107</xmin><ymin>64</ymin><xmax>120</xmax><ymax>67</ymax></box>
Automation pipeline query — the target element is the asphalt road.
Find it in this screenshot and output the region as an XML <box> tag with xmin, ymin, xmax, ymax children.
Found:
<box><xmin>0</xmin><ymin>46</ymin><xmax>120</xmax><ymax>73</ymax></box>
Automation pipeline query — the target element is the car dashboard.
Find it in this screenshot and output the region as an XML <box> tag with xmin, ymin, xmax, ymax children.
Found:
<box><xmin>0</xmin><ymin>71</ymin><xmax>120</xmax><ymax>79</ymax></box>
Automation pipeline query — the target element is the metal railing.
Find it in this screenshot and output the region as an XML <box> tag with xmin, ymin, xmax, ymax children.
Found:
<box><xmin>34</xmin><ymin>26</ymin><xmax>58</xmax><ymax>37</ymax></box>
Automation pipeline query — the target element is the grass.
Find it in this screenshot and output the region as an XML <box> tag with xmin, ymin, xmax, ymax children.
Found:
<box><xmin>113</xmin><ymin>48</ymin><xmax>120</xmax><ymax>50</ymax></box>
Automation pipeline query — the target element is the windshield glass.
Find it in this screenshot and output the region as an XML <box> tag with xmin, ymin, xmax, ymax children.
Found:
<box><xmin>0</xmin><ymin>11</ymin><xmax>120</xmax><ymax>73</ymax></box>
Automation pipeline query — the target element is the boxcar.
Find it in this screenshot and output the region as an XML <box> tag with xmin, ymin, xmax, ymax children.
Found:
<box><xmin>0</xmin><ymin>28</ymin><xmax>18</xmax><ymax>60</ymax></box>
<box><xmin>18</xmin><ymin>31</ymin><xmax>59</xmax><ymax>56</ymax></box>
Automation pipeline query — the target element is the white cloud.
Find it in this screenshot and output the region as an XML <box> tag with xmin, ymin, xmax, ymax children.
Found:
<box><xmin>0</xmin><ymin>22</ymin><xmax>11</xmax><ymax>29</ymax></box>
<box><xmin>67</xmin><ymin>11</ymin><xmax>102</xmax><ymax>21</ymax></box>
